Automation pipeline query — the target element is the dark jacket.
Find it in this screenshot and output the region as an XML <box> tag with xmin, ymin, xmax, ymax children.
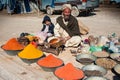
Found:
<box><xmin>41</xmin><ymin>15</ymin><xmax>54</xmax><ymax>35</ymax></box>
<box><xmin>42</xmin><ymin>15</ymin><xmax>51</xmax><ymax>24</ymax></box>
<box><xmin>41</xmin><ymin>23</ymin><xmax>54</xmax><ymax>35</ymax></box>
<box><xmin>56</xmin><ymin>15</ymin><xmax>80</xmax><ymax>37</ymax></box>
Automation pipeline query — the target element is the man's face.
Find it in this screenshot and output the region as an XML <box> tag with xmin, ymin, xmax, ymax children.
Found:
<box><xmin>63</xmin><ymin>8</ymin><xmax>71</xmax><ymax>21</ymax></box>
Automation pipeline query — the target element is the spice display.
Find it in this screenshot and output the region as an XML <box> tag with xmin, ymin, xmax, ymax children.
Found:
<box><xmin>25</xmin><ymin>35</ymin><xmax>35</xmax><ymax>41</ymax></box>
<box><xmin>55</xmin><ymin>63</ymin><xmax>84</xmax><ymax>80</ymax></box>
<box><xmin>49</xmin><ymin>38</ymin><xmax>63</xmax><ymax>48</ymax></box>
<box><xmin>2</xmin><ymin>38</ymin><xmax>24</xmax><ymax>50</ymax></box>
<box><xmin>82</xmin><ymin>65</ymin><xmax>107</xmax><ymax>77</ymax></box>
<box><xmin>114</xmin><ymin>56</ymin><xmax>120</xmax><ymax>61</ymax></box>
<box><xmin>92</xmin><ymin>51</ymin><xmax>109</xmax><ymax>58</ymax></box>
<box><xmin>84</xmin><ymin>70</ymin><xmax>102</xmax><ymax>76</ymax></box>
<box><xmin>85</xmin><ymin>76</ymin><xmax>108</xmax><ymax>80</ymax></box>
<box><xmin>18</xmin><ymin>44</ymin><xmax>43</xmax><ymax>59</ymax></box>
<box><xmin>49</xmin><ymin>38</ymin><xmax>59</xmax><ymax>45</ymax></box>
<box><xmin>110</xmin><ymin>53</ymin><xmax>120</xmax><ymax>62</ymax></box>
<box><xmin>78</xmin><ymin>58</ymin><xmax>94</xmax><ymax>64</ymax></box>
<box><xmin>96</xmin><ymin>58</ymin><xmax>117</xmax><ymax>69</ymax></box>
<box><xmin>114</xmin><ymin>64</ymin><xmax>120</xmax><ymax>74</ymax></box>
<box><xmin>76</xmin><ymin>54</ymin><xmax>96</xmax><ymax>64</ymax></box>
<box><xmin>37</xmin><ymin>54</ymin><xmax>63</xmax><ymax>68</ymax></box>
<box><xmin>116</xmin><ymin>66</ymin><xmax>120</xmax><ymax>74</ymax></box>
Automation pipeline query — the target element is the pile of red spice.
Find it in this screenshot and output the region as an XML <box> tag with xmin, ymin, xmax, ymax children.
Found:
<box><xmin>37</xmin><ymin>54</ymin><xmax>63</xmax><ymax>68</ymax></box>
<box><xmin>2</xmin><ymin>38</ymin><xmax>24</xmax><ymax>50</ymax></box>
<box><xmin>55</xmin><ymin>63</ymin><xmax>84</xmax><ymax>80</ymax></box>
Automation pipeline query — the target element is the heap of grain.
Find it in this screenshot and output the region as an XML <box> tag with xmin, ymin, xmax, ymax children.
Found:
<box><xmin>96</xmin><ymin>58</ymin><xmax>117</xmax><ymax>69</ymax></box>
<box><xmin>92</xmin><ymin>51</ymin><xmax>109</xmax><ymax>58</ymax></box>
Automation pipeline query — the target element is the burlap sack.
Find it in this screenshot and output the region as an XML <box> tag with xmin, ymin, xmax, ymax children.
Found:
<box><xmin>78</xmin><ymin>20</ymin><xmax>89</xmax><ymax>35</ymax></box>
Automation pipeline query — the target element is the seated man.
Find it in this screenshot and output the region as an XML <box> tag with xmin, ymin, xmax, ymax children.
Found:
<box><xmin>48</xmin><ymin>4</ymin><xmax>81</xmax><ymax>47</ymax></box>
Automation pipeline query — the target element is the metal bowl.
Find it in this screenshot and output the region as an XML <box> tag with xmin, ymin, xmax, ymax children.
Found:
<box><xmin>115</xmin><ymin>45</ymin><xmax>120</xmax><ymax>53</ymax></box>
<box><xmin>84</xmin><ymin>76</ymin><xmax>108</xmax><ymax>80</ymax></box>
<box><xmin>76</xmin><ymin>54</ymin><xmax>97</xmax><ymax>64</ymax></box>
<box><xmin>110</xmin><ymin>53</ymin><xmax>120</xmax><ymax>62</ymax></box>
<box><xmin>82</xmin><ymin>65</ymin><xmax>107</xmax><ymax>76</ymax></box>
<box><xmin>49</xmin><ymin>38</ymin><xmax>60</xmax><ymax>45</ymax></box>
<box><xmin>1</xmin><ymin>45</ymin><xmax>22</xmax><ymax>56</ymax></box>
<box><xmin>114</xmin><ymin>64</ymin><xmax>120</xmax><ymax>75</ymax></box>
<box><xmin>92</xmin><ymin>51</ymin><xmax>109</xmax><ymax>58</ymax></box>
<box><xmin>49</xmin><ymin>38</ymin><xmax>63</xmax><ymax>48</ymax></box>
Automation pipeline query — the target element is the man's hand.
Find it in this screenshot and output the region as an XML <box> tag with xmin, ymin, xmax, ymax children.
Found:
<box><xmin>58</xmin><ymin>36</ymin><xmax>71</xmax><ymax>44</ymax></box>
<box><xmin>64</xmin><ymin>36</ymin><xmax>71</xmax><ymax>41</ymax></box>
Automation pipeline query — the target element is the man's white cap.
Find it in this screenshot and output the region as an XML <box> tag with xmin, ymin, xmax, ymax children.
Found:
<box><xmin>62</xmin><ymin>4</ymin><xmax>72</xmax><ymax>10</ymax></box>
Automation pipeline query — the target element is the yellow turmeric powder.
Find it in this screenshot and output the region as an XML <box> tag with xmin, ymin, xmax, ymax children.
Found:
<box><xmin>18</xmin><ymin>44</ymin><xmax>43</xmax><ymax>59</ymax></box>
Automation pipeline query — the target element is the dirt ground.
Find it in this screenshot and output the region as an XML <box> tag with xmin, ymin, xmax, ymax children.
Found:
<box><xmin>0</xmin><ymin>4</ymin><xmax>120</xmax><ymax>41</ymax></box>
<box><xmin>0</xmin><ymin>4</ymin><xmax>120</xmax><ymax>80</ymax></box>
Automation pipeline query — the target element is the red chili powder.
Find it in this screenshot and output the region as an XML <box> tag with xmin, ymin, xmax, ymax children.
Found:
<box><xmin>37</xmin><ymin>54</ymin><xmax>63</xmax><ymax>68</ymax></box>
<box><xmin>2</xmin><ymin>38</ymin><xmax>24</xmax><ymax>50</ymax></box>
<box><xmin>55</xmin><ymin>63</ymin><xmax>84</xmax><ymax>80</ymax></box>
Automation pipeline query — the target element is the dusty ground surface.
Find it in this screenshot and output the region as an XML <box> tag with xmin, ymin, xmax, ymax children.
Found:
<box><xmin>0</xmin><ymin>4</ymin><xmax>120</xmax><ymax>80</ymax></box>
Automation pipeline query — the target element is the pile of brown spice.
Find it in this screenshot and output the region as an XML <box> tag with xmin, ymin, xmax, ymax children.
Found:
<box><xmin>96</xmin><ymin>58</ymin><xmax>117</xmax><ymax>69</ymax></box>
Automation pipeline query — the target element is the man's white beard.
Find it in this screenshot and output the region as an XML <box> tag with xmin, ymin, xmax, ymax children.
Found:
<box><xmin>64</xmin><ymin>15</ymin><xmax>70</xmax><ymax>22</ymax></box>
